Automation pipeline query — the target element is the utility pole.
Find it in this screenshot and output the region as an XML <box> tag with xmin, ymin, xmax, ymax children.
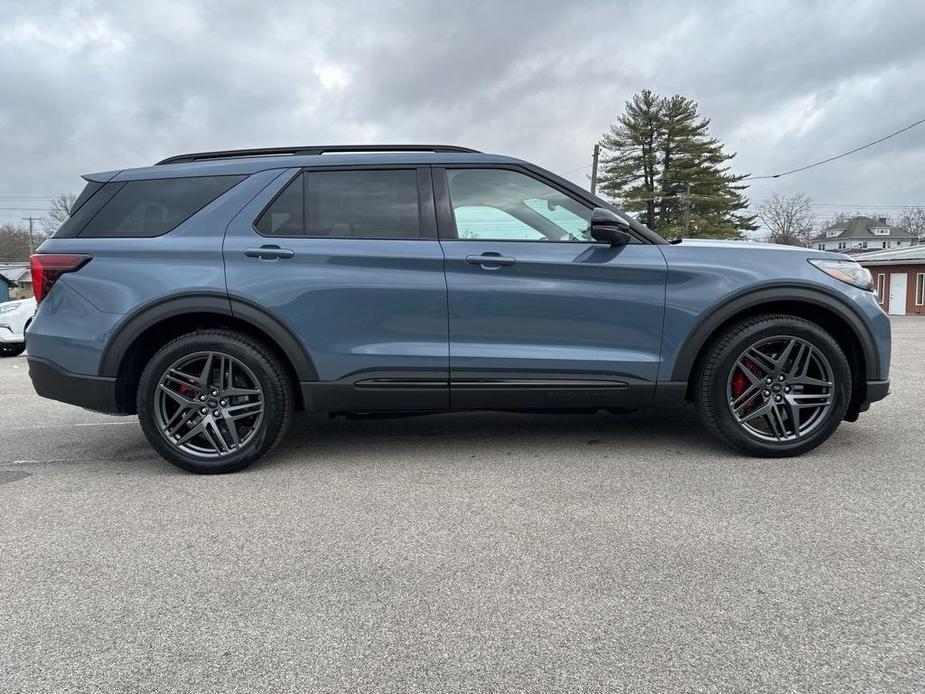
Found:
<box><xmin>21</xmin><ymin>216</ymin><xmax>38</xmax><ymax>254</ymax></box>
<box><xmin>590</xmin><ymin>144</ymin><xmax>600</xmax><ymax>195</ymax></box>
<box><xmin>683</xmin><ymin>182</ymin><xmax>691</xmax><ymax>236</ymax></box>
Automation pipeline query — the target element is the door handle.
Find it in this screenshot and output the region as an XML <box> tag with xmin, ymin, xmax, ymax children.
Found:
<box><xmin>244</xmin><ymin>245</ymin><xmax>295</xmax><ymax>260</ymax></box>
<box><xmin>465</xmin><ymin>253</ymin><xmax>516</xmax><ymax>270</ymax></box>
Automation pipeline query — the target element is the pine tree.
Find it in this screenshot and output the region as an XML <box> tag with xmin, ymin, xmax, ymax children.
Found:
<box><xmin>598</xmin><ymin>90</ymin><xmax>661</xmax><ymax>229</ymax></box>
<box><xmin>598</xmin><ymin>91</ymin><xmax>757</xmax><ymax>239</ymax></box>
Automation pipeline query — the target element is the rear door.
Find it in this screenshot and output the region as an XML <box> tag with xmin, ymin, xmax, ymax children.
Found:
<box><xmin>434</xmin><ymin>166</ymin><xmax>667</xmax><ymax>409</ymax></box>
<box><xmin>223</xmin><ymin>166</ymin><xmax>449</xmax><ymax>412</ymax></box>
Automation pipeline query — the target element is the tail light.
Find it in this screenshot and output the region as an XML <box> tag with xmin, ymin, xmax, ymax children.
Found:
<box><xmin>30</xmin><ymin>254</ymin><xmax>92</xmax><ymax>304</ymax></box>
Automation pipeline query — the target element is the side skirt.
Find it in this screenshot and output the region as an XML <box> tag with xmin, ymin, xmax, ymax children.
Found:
<box><xmin>300</xmin><ymin>375</ymin><xmax>671</xmax><ymax>414</ymax></box>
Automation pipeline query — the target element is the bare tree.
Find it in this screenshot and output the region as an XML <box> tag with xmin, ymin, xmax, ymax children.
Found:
<box><xmin>757</xmin><ymin>194</ymin><xmax>815</xmax><ymax>247</ymax></box>
<box><xmin>894</xmin><ymin>207</ymin><xmax>925</xmax><ymax>240</ymax></box>
<box><xmin>42</xmin><ymin>192</ymin><xmax>77</xmax><ymax>236</ymax></box>
<box><xmin>0</xmin><ymin>223</ymin><xmax>34</xmax><ymax>262</ymax></box>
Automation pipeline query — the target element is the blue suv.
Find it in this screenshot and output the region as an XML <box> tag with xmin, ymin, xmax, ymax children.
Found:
<box><xmin>27</xmin><ymin>145</ymin><xmax>891</xmax><ymax>473</ymax></box>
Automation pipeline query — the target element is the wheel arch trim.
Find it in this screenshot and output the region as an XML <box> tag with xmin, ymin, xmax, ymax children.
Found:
<box><xmin>669</xmin><ymin>283</ymin><xmax>880</xmax><ymax>383</ymax></box>
<box><xmin>98</xmin><ymin>291</ymin><xmax>318</xmax><ymax>381</ymax></box>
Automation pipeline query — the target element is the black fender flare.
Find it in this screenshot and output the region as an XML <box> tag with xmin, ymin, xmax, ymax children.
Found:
<box><xmin>670</xmin><ymin>284</ymin><xmax>881</xmax><ymax>383</ymax></box>
<box><xmin>98</xmin><ymin>291</ymin><xmax>318</xmax><ymax>381</ymax></box>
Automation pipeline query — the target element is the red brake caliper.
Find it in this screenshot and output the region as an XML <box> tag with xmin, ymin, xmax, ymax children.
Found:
<box><xmin>177</xmin><ymin>377</ymin><xmax>199</xmax><ymax>398</ymax></box>
<box><xmin>732</xmin><ymin>357</ymin><xmax>759</xmax><ymax>413</ymax></box>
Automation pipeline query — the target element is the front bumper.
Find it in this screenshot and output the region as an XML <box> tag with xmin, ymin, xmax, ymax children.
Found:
<box><xmin>0</xmin><ymin>325</ymin><xmax>23</xmax><ymax>344</ymax></box>
<box><xmin>847</xmin><ymin>378</ymin><xmax>890</xmax><ymax>421</ymax></box>
<box><xmin>28</xmin><ymin>356</ymin><xmax>120</xmax><ymax>413</ymax></box>
<box><xmin>865</xmin><ymin>379</ymin><xmax>890</xmax><ymax>403</ymax></box>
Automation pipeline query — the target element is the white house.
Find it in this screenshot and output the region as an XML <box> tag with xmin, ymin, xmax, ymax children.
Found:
<box><xmin>811</xmin><ymin>216</ymin><xmax>916</xmax><ymax>252</ymax></box>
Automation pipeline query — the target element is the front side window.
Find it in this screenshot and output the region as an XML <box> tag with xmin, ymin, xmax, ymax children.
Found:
<box><xmin>256</xmin><ymin>169</ymin><xmax>424</xmax><ymax>239</ymax></box>
<box><xmin>80</xmin><ymin>176</ymin><xmax>244</xmax><ymax>238</ymax></box>
<box><xmin>446</xmin><ymin>168</ymin><xmax>593</xmax><ymax>242</ymax></box>
<box><xmin>916</xmin><ymin>273</ymin><xmax>925</xmax><ymax>306</ymax></box>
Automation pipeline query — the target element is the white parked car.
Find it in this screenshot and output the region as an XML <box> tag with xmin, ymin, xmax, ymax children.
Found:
<box><xmin>0</xmin><ymin>297</ymin><xmax>37</xmax><ymax>357</ymax></box>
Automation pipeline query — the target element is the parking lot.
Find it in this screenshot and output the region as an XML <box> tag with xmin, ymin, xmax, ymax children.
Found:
<box><xmin>0</xmin><ymin>318</ymin><xmax>922</xmax><ymax>693</ymax></box>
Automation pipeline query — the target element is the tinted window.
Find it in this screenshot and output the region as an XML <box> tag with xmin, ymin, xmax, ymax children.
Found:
<box><xmin>255</xmin><ymin>173</ymin><xmax>305</xmax><ymax>236</ymax></box>
<box><xmin>79</xmin><ymin>175</ymin><xmax>244</xmax><ymax>238</ymax></box>
<box><xmin>256</xmin><ymin>169</ymin><xmax>423</xmax><ymax>239</ymax></box>
<box><xmin>53</xmin><ymin>182</ymin><xmax>123</xmax><ymax>238</ymax></box>
<box><xmin>309</xmin><ymin>170</ymin><xmax>420</xmax><ymax>239</ymax></box>
<box><xmin>70</xmin><ymin>180</ymin><xmax>104</xmax><ymax>215</ymax></box>
<box><xmin>446</xmin><ymin>168</ymin><xmax>592</xmax><ymax>242</ymax></box>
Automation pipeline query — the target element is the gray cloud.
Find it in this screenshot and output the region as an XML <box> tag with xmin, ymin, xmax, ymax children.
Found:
<box><xmin>2</xmin><ymin>0</ymin><xmax>924</xmax><ymax>228</ymax></box>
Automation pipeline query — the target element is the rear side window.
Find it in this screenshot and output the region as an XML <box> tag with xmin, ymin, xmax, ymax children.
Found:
<box><xmin>77</xmin><ymin>175</ymin><xmax>244</xmax><ymax>238</ymax></box>
<box><xmin>255</xmin><ymin>174</ymin><xmax>304</xmax><ymax>236</ymax></box>
<box><xmin>69</xmin><ymin>180</ymin><xmax>104</xmax><ymax>215</ymax></box>
<box><xmin>256</xmin><ymin>169</ymin><xmax>425</xmax><ymax>239</ymax></box>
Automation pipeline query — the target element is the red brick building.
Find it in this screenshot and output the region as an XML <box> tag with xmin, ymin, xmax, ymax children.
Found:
<box><xmin>857</xmin><ymin>246</ymin><xmax>925</xmax><ymax>316</ymax></box>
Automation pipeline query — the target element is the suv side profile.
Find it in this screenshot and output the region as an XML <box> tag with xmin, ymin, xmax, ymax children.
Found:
<box><xmin>27</xmin><ymin>145</ymin><xmax>891</xmax><ymax>473</ymax></box>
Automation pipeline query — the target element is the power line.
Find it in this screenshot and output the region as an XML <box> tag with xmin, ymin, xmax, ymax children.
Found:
<box><xmin>808</xmin><ymin>202</ymin><xmax>925</xmax><ymax>208</ymax></box>
<box><xmin>562</xmin><ymin>163</ymin><xmax>593</xmax><ymax>174</ymax></box>
<box><xmin>745</xmin><ymin>116</ymin><xmax>925</xmax><ymax>180</ymax></box>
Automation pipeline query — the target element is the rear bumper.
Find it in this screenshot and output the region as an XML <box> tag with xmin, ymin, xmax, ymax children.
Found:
<box><xmin>28</xmin><ymin>356</ymin><xmax>120</xmax><ymax>413</ymax></box>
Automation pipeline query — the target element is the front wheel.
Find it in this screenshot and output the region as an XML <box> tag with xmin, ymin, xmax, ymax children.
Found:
<box><xmin>694</xmin><ymin>314</ymin><xmax>852</xmax><ymax>457</ymax></box>
<box><xmin>137</xmin><ymin>329</ymin><xmax>292</xmax><ymax>474</ymax></box>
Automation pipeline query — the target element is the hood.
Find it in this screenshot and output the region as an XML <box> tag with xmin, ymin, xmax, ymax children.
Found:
<box><xmin>678</xmin><ymin>238</ymin><xmax>807</xmax><ymax>251</ymax></box>
<box><xmin>677</xmin><ymin>238</ymin><xmax>849</xmax><ymax>258</ymax></box>
<box><xmin>0</xmin><ymin>297</ymin><xmax>36</xmax><ymax>308</ymax></box>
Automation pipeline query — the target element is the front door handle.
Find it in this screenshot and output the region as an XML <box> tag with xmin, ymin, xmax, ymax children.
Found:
<box><xmin>465</xmin><ymin>253</ymin><xmax>516</xmax><ymax>270</ymax></box>
<box><xmin>244</xmin><ymin>245</ymin><xmax>295</xmax><ymax>260</ymax></box>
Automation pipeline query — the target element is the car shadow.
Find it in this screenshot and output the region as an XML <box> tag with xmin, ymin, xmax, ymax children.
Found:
<box><xmin>257</xmin><ymin>404</ymin><xmax>730</xmax><ymax>470</ymax></box>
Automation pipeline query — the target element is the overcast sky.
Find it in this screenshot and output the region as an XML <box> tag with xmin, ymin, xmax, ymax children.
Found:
<box><xmin>1</xmin><ymin>0</ymin><xmax>924</xmax><ymax>230</ymax></box>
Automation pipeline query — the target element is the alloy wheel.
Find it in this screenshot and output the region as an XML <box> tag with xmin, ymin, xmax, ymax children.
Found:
<box><xmin>726</xmin><ymin>335</ymin><xmax>834</xmax><ymax>443</ymax></box>
<box><xmin>154</xmin><ymin>350</ymin><xmax>264</xmax><ymax>458</ymax></box>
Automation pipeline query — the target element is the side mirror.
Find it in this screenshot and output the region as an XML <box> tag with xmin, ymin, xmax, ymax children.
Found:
<box><xmin>589</xmin><ymin>207</ymin><xmax>632</xmax><ymax>246</ymax></box>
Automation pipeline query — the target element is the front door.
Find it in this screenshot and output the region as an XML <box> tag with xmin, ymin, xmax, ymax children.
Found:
<box><xmin>223</xmin><ymin>166</ymin><xmax>449</xmax><ymax>412</ymax></box>
<box><xmin>433</xmin><ymin>166</ymin><xmax>667</xmax><ymax>409</ymax></box>
<box><xmin>889</xmin><ymin>272</ymin><xmax>908</xmax><ymax>315</ymax></box>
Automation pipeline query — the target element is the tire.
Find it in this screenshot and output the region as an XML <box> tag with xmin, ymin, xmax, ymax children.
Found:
<box><xmin>137</xmin><ymin>329</ymin><xmax>292</xmax><ymax>474</ymax></box>
<box><xmin>694</xmin><ymin>314</ymin><xmax>852</xmax><ymax>457</ymax></box>
<box><xmin>0</xmin><ymin>343</ymin><xmax>26</xmax><ymax>357</ymax></box>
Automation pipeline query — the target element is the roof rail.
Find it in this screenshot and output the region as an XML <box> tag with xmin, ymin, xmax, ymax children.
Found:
<box><xmin>156</xmin><ymin>144</ymin><xmax>481</xmax><ymax>166</ymax></box>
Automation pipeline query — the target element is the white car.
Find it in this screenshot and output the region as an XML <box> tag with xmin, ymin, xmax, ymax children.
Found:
<box><xmin>0</xmin><ymin>297</ymin><xmax>36</xmax><ymax>357</ymax></box>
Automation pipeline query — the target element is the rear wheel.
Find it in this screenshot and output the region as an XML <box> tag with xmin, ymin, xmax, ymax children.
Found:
<box><xmin>0</xmin><ymin>343</ymin><xmax>25</xmax><ymax>357</ymax></box>
<box><xmin>694</xmin><ymin>314</ymin><xmax>851</xmax><ymax>457</ymax></box>
<box><xmin>137</xmin><ymin>329</ymin><xmax>292</xmax><ymax>473</ymax></box>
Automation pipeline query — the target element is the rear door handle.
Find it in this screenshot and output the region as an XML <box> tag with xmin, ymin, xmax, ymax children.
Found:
<box><xmin>244</xmin><ymin>245</ymin><xmax>295</xmax><ymax>260</ymax></box>
<box><xmin>465</xmin><ymin>253</ymin><xmax>516</xmax><ymax>270</ymax></box>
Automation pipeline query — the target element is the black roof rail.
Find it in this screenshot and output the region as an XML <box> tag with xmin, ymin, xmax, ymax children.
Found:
<box><xmin>156</xmin><ymin>144</ymin><xmax>481</xmax><ymax>166</ymax></box>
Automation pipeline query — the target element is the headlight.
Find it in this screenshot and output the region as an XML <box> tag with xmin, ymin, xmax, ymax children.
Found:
<box><xmin>808</xmin><ymin>259</ymin><xmax>873</xmax><ymax>291</ymax></box>
<box><xmin>0</xmin><ymin>303</ymin><xmax>19</xmax><ymax>315</ymax></box>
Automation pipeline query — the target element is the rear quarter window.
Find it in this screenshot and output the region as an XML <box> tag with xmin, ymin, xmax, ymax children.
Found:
<box><xmin>76</xmin><ymin>175</ymin><xmax>245</xmax><ymax>238</ymax></box>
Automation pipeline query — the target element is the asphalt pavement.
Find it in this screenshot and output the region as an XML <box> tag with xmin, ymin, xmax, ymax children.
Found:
<box><xmin>1</xmin><ymin>318</ymin><xmax>923</xmax><ymax>693</ymax></box>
